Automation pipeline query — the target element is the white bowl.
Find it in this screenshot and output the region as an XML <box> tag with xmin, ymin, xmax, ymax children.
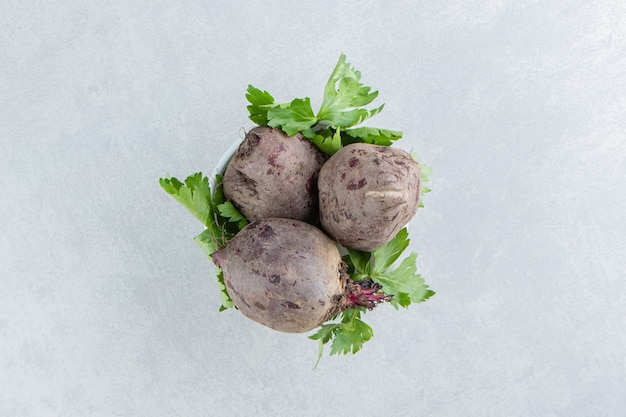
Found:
<box><xmin>209</xmin><ymin>137</ymin><xmax>243</xmax><ymax>194</ymax></box>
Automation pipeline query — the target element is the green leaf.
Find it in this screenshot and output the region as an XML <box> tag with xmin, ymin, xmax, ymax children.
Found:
<box><xmin>371</xmin><ymin>228</ymin><xmax>410</xmax><ymax>273</ymax></box>
<box><xmin>308</xmin><ymin>308</ymin><xmax>375</xmax><ymax>363</ymax></box>
<box><xmin>371</xmin><ymin>252</ymin><xmax>434</xmax><ymax>307</ymax></box>
<box><xmin>423</xmin><ymin>289</ymin><xmax>436</xmax><ymax>301</ymax></box>
<box><xmin>211</xmin><ymin>174</ymin><xmax>226</xmax><ymax>206</ymax></box>
<box><xmin>342</xmin><ymin>126</ymin><xmax>403</xmax><ymax>146</ymax></box>
<box><xmin>347</xmin><ymin>248</ymin><xmax>372</xmax><ymax>277</ymax></box>
<box><xmin>391</xmin><ymin>292</ymin><xmax>412</xmax><ymax>310</ymax></box>
<box><xmin>321</xmin><ymin>105</ymin><xmax>385</xmax><ymax>129</ymax></box>
<box><xmin>194</xmin><ymin>228</ymin><xmax>218</xmax><ymax>257</ymax></box>
<box><xmin>320</xmin><ymin>55</ymin><xmax>378</xmax><ymax>110</ymax></box>
<box><xmin>373</xmin><ymin>252</ymin><xmax>418</xmax><ymax>296</ymax></box>
<box><xmin>246</xmin><ymin>85</ymin><xmax>275</xmax><ymax>125</ymax></box>
<box><xmin>216</xmin><ymin>268</ymin><xmax>235</xmax><ymax>311</ymax></box>
<box><xmin>244</xmin><ymin>55</ymin><xmax>402</xmax><ymax>157</ymax></box>
<box><xmin>309</xmin><ymin>323</ymin><xmax>340</xmax><ymax>368</ymax></box>
<box><xmin>329</xmin><ymin>309</ymin><xmax>374</xmax><ymax>355</ymax></box>
<box><xmin>267</xmin><ymin>97</ymin><xmax>318</xmax><ymax>136</ymax></box>
<box><xmin>217</xmin><ymin>201</ymin><xmax>248</xmax><ymax>229</ymax></box>
<box><xmin>420</xmin><ymin>163</ymin><xmax>432</xmax><ymax>183</ymax></box>
<box><xmin>317</xmin><ymin>54</ymin><xmax>383</xmax><ymax>128</ymax></box>
<box><xmin>159</xmin><ymin>173</ymin><xmax>213</xmax><ymax>226</ymax></box>
<box><xmin>161</xmin><ymin>172</ymin><xmax>244</xmax><ymax>312</ymax></box>
<box><xmin>420</xmin><ymin>163</ymin><xmax>432</xmax><ymax>202</ymax></box>
<box><xmin>309</xmin><ymin>323</ymin><xmax>340</xmax><ymax>343</ymax></box>
<box><xmin>410</xmin><ymin>155</ymin><xmax>432</xmax><ymax>208</ymax></box>
<box><xmin>346</xmin><ymin>227</ymin><xmax>434</xmax><ymax>308</ymax></box>
<box><xmin>302</xmin><ymin>127</ymin><xmax>342</xmax><ymax>156</ymax></box>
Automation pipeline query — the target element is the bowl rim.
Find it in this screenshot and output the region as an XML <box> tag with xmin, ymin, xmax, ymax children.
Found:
<box><xmin>209</xmin><ymin>137</ymin><xmax>243</xmax><ymax>194</ymax></box>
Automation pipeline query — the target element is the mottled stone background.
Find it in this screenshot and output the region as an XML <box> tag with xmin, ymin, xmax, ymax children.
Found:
<box><xmin>1</xmin><ymin>1</ymin><xmax>625</xmax><ymax>416</ymax></box>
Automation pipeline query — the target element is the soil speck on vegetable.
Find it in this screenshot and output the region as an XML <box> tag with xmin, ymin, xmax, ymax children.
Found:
<box><xmin>259</xmin><ymin>225</ymin><xmax>275</xmax><ymax>239</ymax></box>
<box><xmin>269</xmin><ymin>274</ymin><xmax>281</xmax><ymax>284</ymax></box>
<box><xmin>347</xmin><ymin>178</ymin><xmax>367</xmax><ymax>190</ymax></box>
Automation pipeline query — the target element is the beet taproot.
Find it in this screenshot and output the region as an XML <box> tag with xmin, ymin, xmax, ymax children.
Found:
<box><xmin>211</xmin><ymin>218</ymin><xmax>390</xmax><ymax>333</ymax></box>
<box><xmin>222</xmin><ymin>126</ymin><xmax>326</xmax><ymax>224</ymax></box>
<box><xmin>212</xmin><ymin>218</ymin><xmax>346</xmax><ymax>333</ymax></box>
<box><xmin>318</xmin><ymin>143</ymin><xmax>422</xmax><ymax>252</ymax></box>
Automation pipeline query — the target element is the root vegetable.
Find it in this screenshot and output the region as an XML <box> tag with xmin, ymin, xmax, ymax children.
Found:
<box><xmin>318</xmin><ymin>143</ymin><xmax>422</xmax><ymax>252</ymax></box>
<box><xmin>222</xmin><ymin>126</ymin><xmax>326</xmax><ymax>224</ymax></box>
<box><xmin>211</xmin><ymin>218</ymin><xmax>388</xmax><ymax>333</ymax></box>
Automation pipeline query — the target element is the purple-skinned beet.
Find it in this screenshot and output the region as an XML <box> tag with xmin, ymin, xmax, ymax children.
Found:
<box><xmin>318</xmin><ymin>143</ymin><xmax>422</xmax><ymax>252</ymax></box>
<box><xmin>222</xmin><ymin>127</ymin><xmax>326</xmax><ymax>224</ymax></box>
<box><xmin>212</xmin><ymin>218</ymin><xmax>390</xmax><ymax>333</ymax></box>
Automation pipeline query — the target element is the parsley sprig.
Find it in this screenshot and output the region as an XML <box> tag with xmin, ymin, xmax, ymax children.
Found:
<box><xmin>309</xmin><ymin>308</ymin><xmax>373</xmax><ymax>368</ymax></box>
<box><xmin>160</xmin><ymin>173</ymin><xmax>247</xmax><ymax>311</ymax></box>
<box><xmin>348</xmin><ymin>228</ymin><xmax>435</xmax><ymax>309</ymax></box>
<box><xmin>309</xmin><ymin>228</ymin><xmax>434</xmax><ymax>364</ymax></box>
<box><xmin>246</xmin><ymin>53</ymin><xmax>402</xmax><ymax>155</ymax></box>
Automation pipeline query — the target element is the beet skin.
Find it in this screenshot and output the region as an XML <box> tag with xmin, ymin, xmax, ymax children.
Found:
<box><xmin>212</xmin><ymin>218</ymin><xmax>347</xmax><ymax>333</ymax></box>
<box><xmin>318</xmin><ymin>143</ymin><xmax>422</xmax><ymax>252</ymax></box>
<box><xmin>222</xmin><ymin>127</ymin><xmax>326</xmax><ymax>224</ymax></box>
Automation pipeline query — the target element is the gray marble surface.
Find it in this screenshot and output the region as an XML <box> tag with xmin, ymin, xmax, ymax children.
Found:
<box><xmin>1</xmin><ymin>1</ymin><xmax>625</xmax><ymax>416</ymax></box>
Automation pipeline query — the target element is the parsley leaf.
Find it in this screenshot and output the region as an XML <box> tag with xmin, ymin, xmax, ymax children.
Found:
<box><xmin>411</xmin><ymin>153</ymin><xmax>432</xmax><ymax>208</ymax></box>
<box><xmin>159</xmin><ymin>174</ymin><xmax>213</xmax><ymax>226</ymax></box>
<box><xmin>266</xmin><ymin>97</ymin><xmax>317</xmax><ymax>136</ymax></box>
<box><xmin>215</xmin><ymin>268</ymin><xmax>235</xmax><ymax>312</ymax></box>
<box><xmin>370</xmin><ymin>228</ymin><xmax>410</xmax><ymax>272</ymax></box>
<box><xmin>246</xmin><ymin>53</ymin><xmax>403</xmax><ymax>154</ymax></box>
<box><xmin>246</xmin><ymin>85</ymin><xmax>275</xmax><ymax>125</ymax></box>
<box><xmin>319</xmin><ymin>105</ymin><xmax>385</xmax><ymax>129</ymax></box>
<box><xmin>346</xmin><ymin>248</ymin><xmax>371</xmax><ymax>280</ymax></box>
<box><xmin>309</xmin><ymin>322</ymin><xmax>341</xmax><ymax>368</ymax></box>
<box><xmin>318</xmin><ymin>53</ymin><xmax>381</xmax><ymax>127</ymax></box>
<box><xmin>347</xmin><ymin>228</ymin><xmax>435</xmax><ymax>309</ymax></box>
<box><xmin>420</xmin><ymin>163</ymin><xmax>432</xmax><ymax>204</ymax></box>
<box><xmin>372</xmin><ymin>253</ymin><xmax>432</xmax><ymax>309</ymax></box>
<box><xmin>302</xmin><ymin>127</ymin><xmax>343</xmax><ymax>156</ymax></box>
<box><xmin>330</xmin><ymin>308</ymin><xmax>373</xmax><ymax>355</ymax></box>
<box><xmin>309</xmin><ymin>308</ymin><xmax>373</xmax><ymax>366</ymax></box>
<box><xmin>310</xmin><ymin>229</ymin><xmax>433</xmax><ymax>362</ymax></box>
<box><xmin>193</xmin><ymin>227</ymin><xmax>219</xmax><ymax>258</ymax></box>
<box><xmin>217</xmin><ymin>201</ymin><xmax>248</xmax><ymax>229</ymax></box>
<box><xmin>342</xmin><ymin>126</ymin><xmax>403</xmax><ymax>146</ymax></box>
